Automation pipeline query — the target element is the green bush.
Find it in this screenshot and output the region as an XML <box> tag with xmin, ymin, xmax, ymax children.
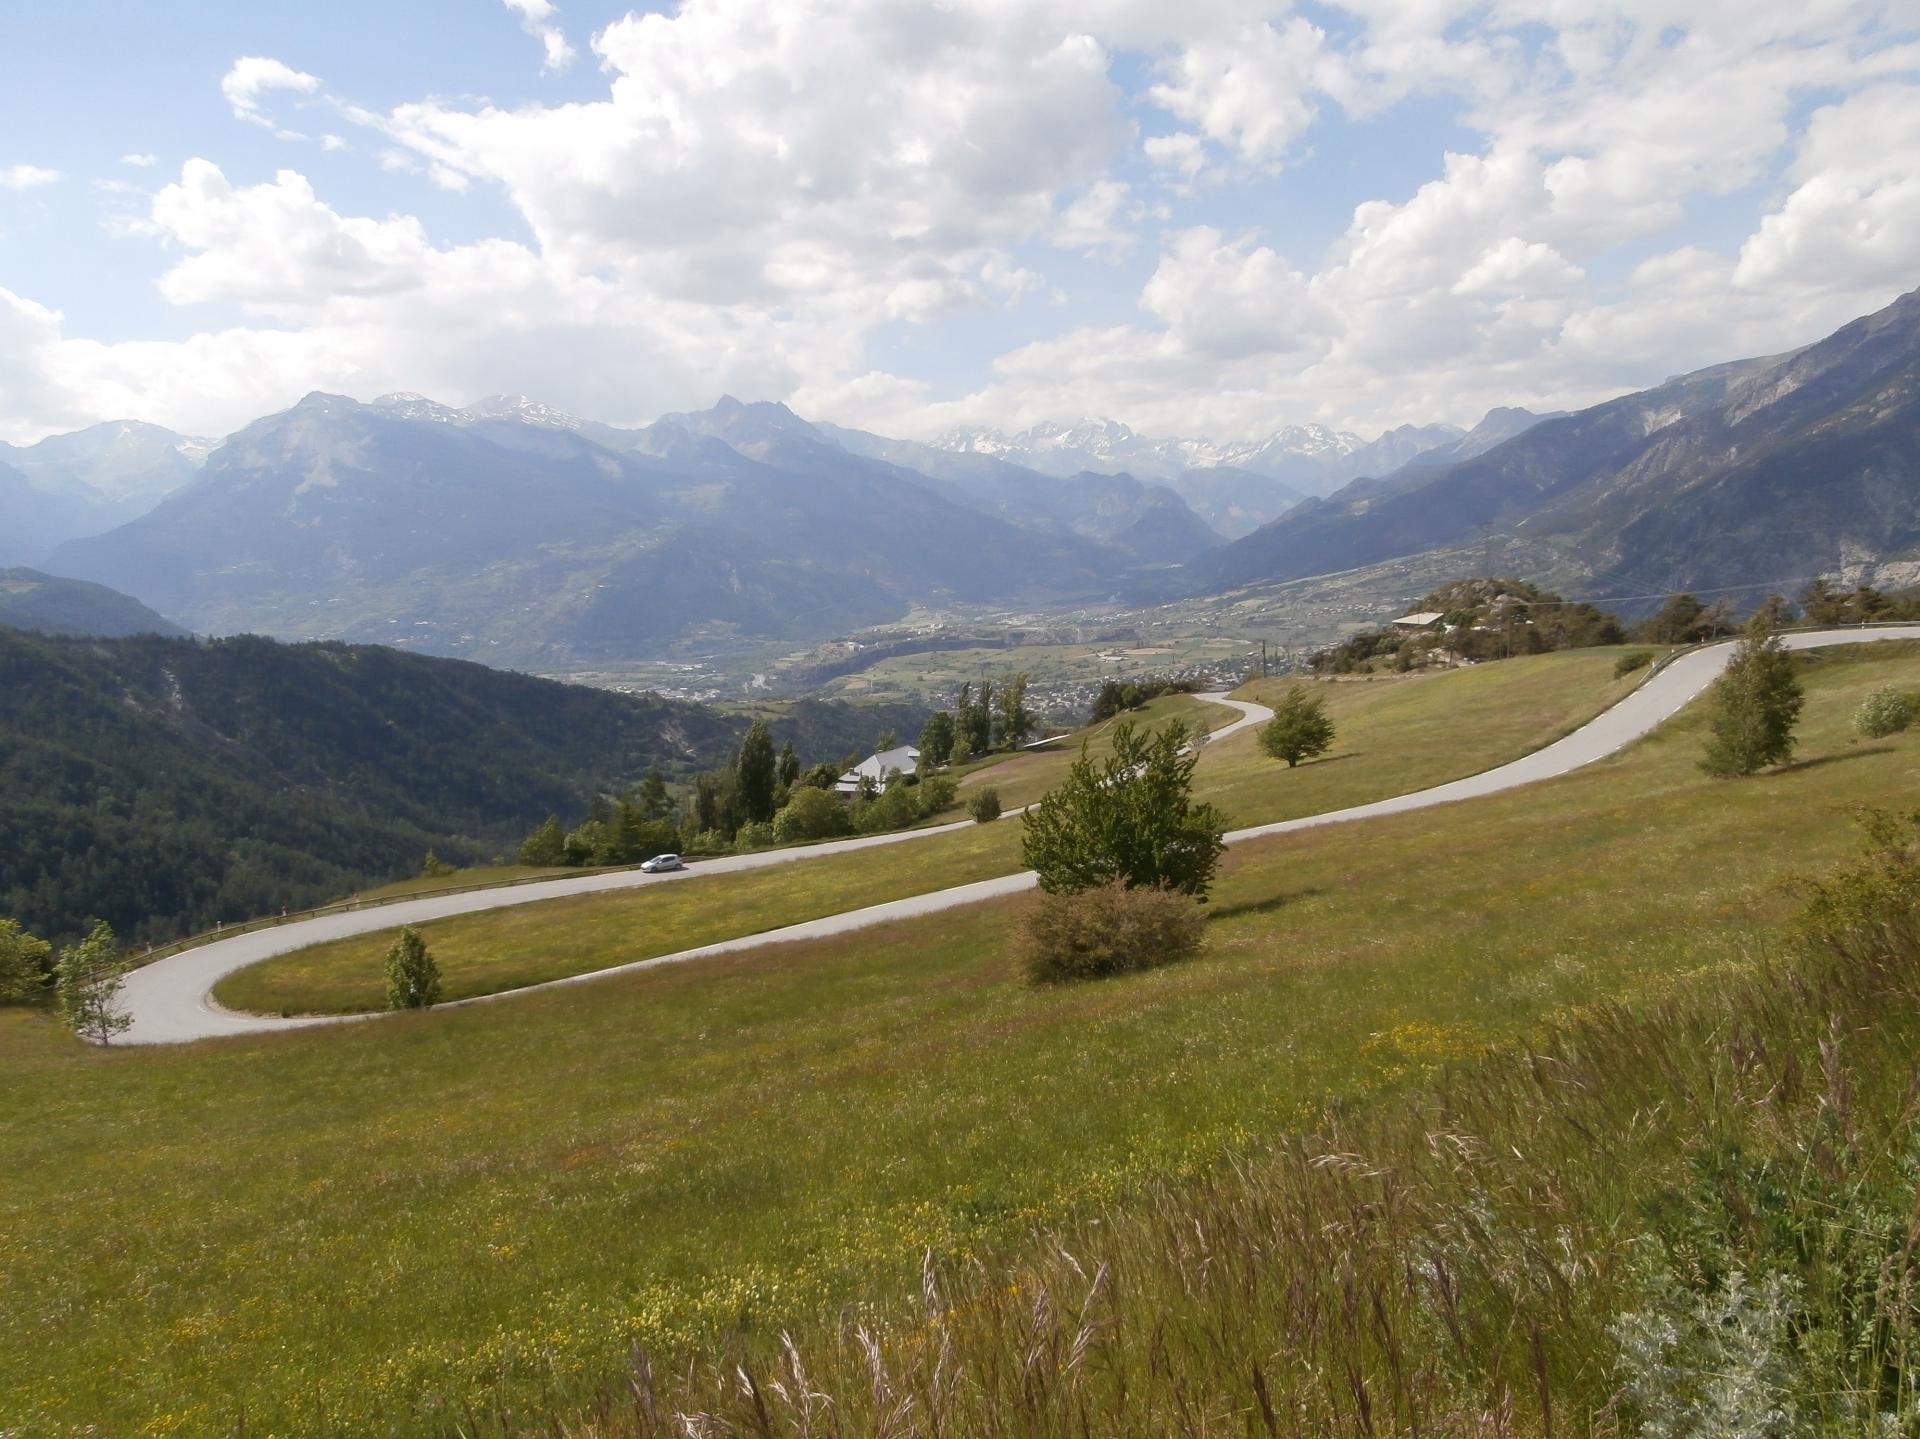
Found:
<box><xmin>1853</xmin><ymin>685</ymin><xmax>1915</xmax><ymax>738</ymax></box>
<box><xmin>966</xmin><ymin>787</ymin><xmax>1003</xmax><ymax>824</ymax></box>
<box><xmin>0</xmin><ymin>919</ymin><xmax>54</xmax><ymax>1004</ymax></box>
<box><xmin>772</xmin><ymin>786</ymin><xmax>854</xmax><ymax>843</ymax></box>
<box><xmin>915</xmin><ymin>774</ymin><xmax>959</xmax><ymax>817</ymax></box>
<box><xmin>733</xmin><ymin>821</ymin><xmax>776</xmax><ymax>851</ymax></box>
<box><xmin>853</xmin><ymin>784</ymin><xmax>917</xmax><ymax>835</ymax></box>
<box><xmin>1014</xmin><ymin>881</ymin><xmax>1207</xmax><ymax>983</ymax></box>
<box><xmin>1614</xmin><ymin>650</ymin><xmax>1654</xmax><ymax>677</ymax></box>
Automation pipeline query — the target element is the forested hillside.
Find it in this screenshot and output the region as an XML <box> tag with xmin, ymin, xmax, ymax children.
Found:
<box><xmin>0</xmin><ymin>568</ymin><xmax>186</xmax><ymax>638</ymax></box>
<box><xmin>0</xmin><ymin>628</ymin><xmax>903</xmax><ymax>944</ymax></box>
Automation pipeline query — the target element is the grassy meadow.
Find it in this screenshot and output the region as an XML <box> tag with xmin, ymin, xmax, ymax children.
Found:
<box><xmin>213</xmin><ymin>660</ymin><xmax>1621</xmax><ymax>1015</ymax></box>
<box><xmin>2</xmin><ymin>641</ymin><xmax>1916</xmax><ymax>1435</ymax></box>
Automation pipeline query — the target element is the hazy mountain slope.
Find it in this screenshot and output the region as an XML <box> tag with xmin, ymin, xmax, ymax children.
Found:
<box><xmin>0</xmin><ymin>420</ymin><xmax>212</xmax><ymax>559</ymax></box>
<box><xmin>0</xmin><ymin>568</ymin><xmax>187</xmax><ymax>638</ymax></box>
<box><xmin>1161</xmin><ymin>466</ymin><xmax>1310</xmax><ymax>538</ymax></box>
<box><xmin>0</xmin><ymin>460</ymin><xmax>80</xmax><ymax>565</ymax></box>
<box><xmin>1185</xmin><ymin>288</ymin><xmax>1920</xmax><ymax>597</ymax></box>
<box><xmin>50</xmin><ymin>394</ymin><xmax>1115</xmax><ymax>661</ymax></box>
<box><xmin>820</xmin><ymin>420</ymin><xmax>1223</xmax><ymax>559</ymax></box>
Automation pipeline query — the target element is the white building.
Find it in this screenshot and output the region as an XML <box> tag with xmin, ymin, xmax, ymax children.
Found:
<box><xmin>835</xmin><ymin>744</ymin><xmax>921</xmax><ymax>796</ymax></box>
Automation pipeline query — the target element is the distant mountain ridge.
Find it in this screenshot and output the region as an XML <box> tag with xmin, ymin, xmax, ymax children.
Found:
<box><xmin>0</xmin><ymin>420</ymin><xmax>212</xmax><ymax>562</ymax></box>
<box><xmin>1183</xmin><ymin>287</ymin><xmax>1920</xmax><ymax>603</ymax></box>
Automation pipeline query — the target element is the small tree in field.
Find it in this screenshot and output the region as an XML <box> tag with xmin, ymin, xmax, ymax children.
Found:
<box><xmin>57</xmin><ymin>921</ymin><xmax>131</xmax><ymax>1043</ymax></box>
<box><xmin>1021</xmin><ymin>720</ymin><xmax>1228</xmax><ymax>899</ymax></box>
<box><xmin>384</xmin><ymin>927</ymin><xmax>442</xmax><ymax>1010</ymax></box>
<box><xmin>1259</xmin><ymin>685</ymin><xmax>1336</xmax><ymax>768</ymax></box>
<box><xmin>1700</xmin><ymin>615</ymin><xmax>1804</xmax><ymax>778</ymax></box>
<box><xmin>966</xmin><ymin>787</ymin><xmax>1002</xmax><ymax>824</ymax></box>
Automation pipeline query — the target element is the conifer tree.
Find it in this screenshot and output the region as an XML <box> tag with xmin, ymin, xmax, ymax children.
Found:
<box><xmin>736</xmin><ymin>721</ymin><xmax>778</xmax><ymax>825</ymax></box>
<box><xmin>776</xmin><ymin>742</ymin><xmax>801</xmax><ymax>791</ymax></box>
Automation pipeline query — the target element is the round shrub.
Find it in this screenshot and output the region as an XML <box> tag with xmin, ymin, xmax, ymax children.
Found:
<box><xmin>733</xmin><ymin>821</ymin><xmax>776</xmax><ymax>852</ymax></box>
<box><xmin>1014</xmin><ymin>881</ymin><xmax>1207</xmax><ymax>984</ymax></box>
<box><xmin>1855</xmin><ymin>685</ymin><xmax>1916</xmax><ymax>739</ymax></box>
<box><xmin>772</xmin><ymin>786</ymin><xmax>854</xmax><ymax>843</ymax></box>
<box><xmin>1614</xmin><ymin>650</ymin><xmax>1654</xmax><ymax>678</ymax></box>
<box><xmin>914</xmin><ymin>773</ymin><xmax>959</xmax><ymax>817</ymax></box>
<box><xmin>966</xmin><ymin>787</ymin><xmax>1002</xmax><ymax>824</ymax></box>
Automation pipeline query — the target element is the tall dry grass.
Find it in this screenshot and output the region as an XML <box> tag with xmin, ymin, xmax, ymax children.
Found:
<box><xmin>547</xmin><ymin>815</ymin><xmax>1920</xmax><ymax>1438</ymax></box>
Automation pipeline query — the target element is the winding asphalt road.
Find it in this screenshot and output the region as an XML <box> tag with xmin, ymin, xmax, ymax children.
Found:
<box><xmin>115</xmin><ymin>627</ymin><xmax>1920</xmax><ymax>1045</ymax></box>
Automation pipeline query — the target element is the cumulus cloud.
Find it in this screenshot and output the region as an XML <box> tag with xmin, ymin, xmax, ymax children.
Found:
<box><xmin>502</xmin><ymin>0</ymin><xmax>575</xmax><ymax>71</ymax></box>
<box><xmin>0</xmin><ymin>164</ymin><xmax>60</xmax><ymax>191</ymax></box>
<box><xmin>121</xmin><ymin>153</ymin><xmax>157</xmax><ymax>168</ymax></box>
<box><xmin>221</xmin><ymin>56</ymin><xmax>321</xmax><ymax>126</ymax></box>
<box><xmin>1148</xmin><ymin>16</ymin><xmax>1327</xmax><ymax>168</ymax></box>
<box><xmin>3</xmin><ymin>0</ymin><xmax>1919</xmax><ymax>447</ymax></box>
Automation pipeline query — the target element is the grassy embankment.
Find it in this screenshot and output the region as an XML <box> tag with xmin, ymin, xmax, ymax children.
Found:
<box><xmin>213</xmin><ymin>661</ymin><xmax>1616</xmax><ymax>1014</ymax></box>
<box><xmin>2</xmin><ymin>642</ymin><xmax>1914</xmax><ymax>1435</ymax></box>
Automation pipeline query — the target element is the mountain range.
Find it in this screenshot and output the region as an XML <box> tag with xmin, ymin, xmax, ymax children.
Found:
<box><xmin>16</xmin><ymin>284</ymin><xmax>1920</xmax><ymax>659</ymax></box>
<box><xmin>43</xmin><ymin>390</ymin><xmax>1450</xmax><ymax>662</ymax></box>
<box><xmin>1187</xmin><ymin>287</ymin><xmax>1920</xmax><ymax>603</ymax></box>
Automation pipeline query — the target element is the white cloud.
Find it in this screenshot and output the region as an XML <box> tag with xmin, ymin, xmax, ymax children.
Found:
<box><xmin>1</xmin><ymin>164</ymin><xmax>60</xmax><ymax>191</ymax></box>
<box><xmin>221</xmin><ymin>56</ymin><xmax>321</xmax><ymax>126</ymax></box>
<box><xmin>121</xmin><ymin>153</ymin><xmax>157</xmax><ymax>168</ymax></box>
<box><xmin>1734</xmin><ymin>85</ymin><xmax>1920</xmax><ymax>299</ymax></box>
<box><xmin>502</xmin><ymin>0</ymin><xmax>576</xmax><ymax>71</ymax></box>
<box><xmin>4</xmin><ymin>0</ymin><xmax>1920</xmax><ymax>450</ymax></box>
<box><xmin>379</xmin><ymin>0</ymin><xmax>1126</xmax><ymax>318</ymax></box>
<box><xmin>1147</xmin><ymin>17</ymin><xmax>1328</xmax><ymax>168</ymax></box>
<box><xmin>1053</xmin><ymin>180</ymin><xmax>1135</xmax><ymax>258</ymax></box>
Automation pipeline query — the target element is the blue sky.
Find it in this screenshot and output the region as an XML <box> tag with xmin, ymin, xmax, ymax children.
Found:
<box><xmin>1</xmin><ymin>0</ymin><xmax>1916</xmax><ymax>447</ymax></box>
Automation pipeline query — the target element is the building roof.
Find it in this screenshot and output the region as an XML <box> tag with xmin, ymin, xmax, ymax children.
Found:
<box><xmin>1392</xmin><ymin>611</ymin><xmax>1445</xmax><ymax>627</ymax></box>
<box><xmin>835</xmin><ymin>744</ymin><xmax>921</xmax><ymax>793</ymax></box>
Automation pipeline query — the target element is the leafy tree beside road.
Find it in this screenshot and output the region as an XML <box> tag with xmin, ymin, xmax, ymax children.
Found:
<box><xmin>1021</xmin><ymin>720</ymin><xmax>1228</xmax><ymax>899</ymax></box>
<box><xmin>1259</xmin><ymin>685</ymin><xmax>1336</xmax><ymax>767</ymax></box>
<box><xmin>1700</xmin><ymin>615</ymin><xmax>1804</xmax><ymax>778</ymax></box>
<box><xmin>57</xmin><ymin>921</ymin><xmax>131</xmax><ymax>1043</ymax></box>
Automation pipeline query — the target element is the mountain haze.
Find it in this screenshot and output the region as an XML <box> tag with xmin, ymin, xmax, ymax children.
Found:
<box><xmin>50</xmin><ymin>394</ymin><xmax>1123</xmax><ymax>662</ymax></box>
<box><xmin>1184</xmin><ymin>288</ymin><xmax>1920</xmax><ymax>601</ymax></box>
